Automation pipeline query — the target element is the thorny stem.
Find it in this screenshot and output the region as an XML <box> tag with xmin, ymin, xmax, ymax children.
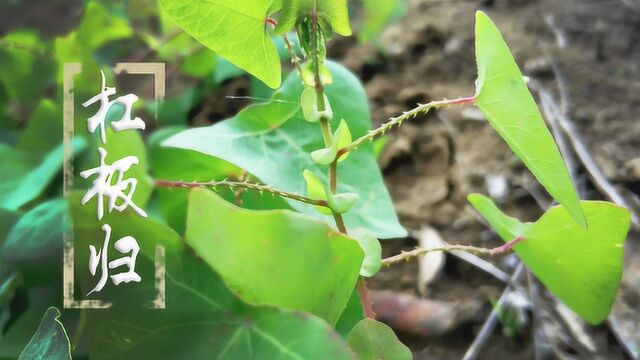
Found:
<box><xmin>281</xmin><ymin>34</ymin><xmax>303</xmax><ymax>75</ymax></box>
<box><xmin>381</xmin><ymin>236</ymin><xmax>525</xmax><ymax>267</ymax></box>
<box><xmin>234</xmin><ymin>172</ymin><xmax>249</xmax><ymax>206</ymax></box>
<box><xmin>357</xmin><ymin>278</ymin><xmax>376</xmax><ymax>318</ymax></box>
<box><xmin>154</xmin><ymin>179</ymin><xmax>329</xmax><ymax>208</ymax></box>
<box><xmin>336</xmin><ymin>96</ymin><xmax>477</xmax><ymax>160</ymax></box>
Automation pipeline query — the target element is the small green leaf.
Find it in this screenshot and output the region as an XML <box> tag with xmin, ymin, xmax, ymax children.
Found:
<box><xmin>301</xmin><ymin>87</ymin><xmax>333</xmax><ymax>122</ymax></box>
<box><xmin>301</xmin><ymin>62</ymin><xmax>317</xmax><ymax>87</ymax></box>
<box><xmin>19</xmin><ymin>307</ymin><xmax>71</xmax><ymax>360</ymax></box>
<box><xmin>274</xmin><ymin>0</ymin><xmax>352</xmax><ymax>36</ymax></box>
<box><xmin>335</xmin><ymin>119</ymin><xmax>352</xmax><ymax>162</ymax></box>
<box><xmin>350</xmin><ymin>228</ymin><xmax>382</xmax><ymax>277</ymax></box>
<box><xmin>468</xmin><ymin>193</ymin><xmax>630</xmax><ymax>324</ymax></box>
<box><xmin>311</xmin><ymin>119</ymin><xmax>351</xmax><ymax>164</ymax></box>
<box><xmin>304</xmin><ymin>169</ymin><xmax>358</xmax><ymax>214</ymax></box>
<box><xmin>186</xmin><ymin>188</ymin><xmax>364</xmax><ymax>324</ymax></box>
<box><xmin>303</xmin><ymin>169</ymin><xmax>332</xmax><ymax>214</ymax></box>
<box><xmin>328</xmin><ymin>191</ymin><xmax>359</xmax><ymax>214</ymax></box>
<box><xmin>347</xmin><ymin>319</ymin><xmax>412</xmax><ymax>360</ymax></box>
<box><xmin>474</xmin><ymin>11</ymin><xmax>586</xmax><ymax>227</ymax></box>
<box><xmin>159</xmin><ymin>0</ymin><xmax>282</xmax><ymax>88</ymax></box>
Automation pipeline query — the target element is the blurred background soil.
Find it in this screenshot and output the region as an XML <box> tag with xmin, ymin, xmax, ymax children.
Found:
<box><xmin>3</xmin><ymin>0</ymin><xmax>639</xmax><ymax>358</ymax></box>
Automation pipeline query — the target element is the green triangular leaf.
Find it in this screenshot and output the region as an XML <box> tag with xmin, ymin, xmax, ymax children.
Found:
<box><xmin>468</xmin><ymin>193</ymin><xmax>630</xmax><ymax>324</ymax></box>
<box><xmin>159</xmin><ymin>0</ymin><xmax>282</xmax><ymax>88</ymax></box>
<box><xmin>474</xmin><ymin>11</ymin><xmax>586</xmax><ymax>227</ymax></box>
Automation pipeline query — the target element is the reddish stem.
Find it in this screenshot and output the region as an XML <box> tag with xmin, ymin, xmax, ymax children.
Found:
<box><xmin>357</xmin><ymin>278</ymin><xmax>376</xmax><ymax>319</ymax></box>
<box><xmin>266</xmin><ymin>18</ymin><xmax>278</xmax><ymax>28</ymax></box>
<box><xmin>489</xmin><ymin>236</ymin><xmax>524</xmax><ymax>255</ymax></box>
<box><xmin>444</xmin><ymin>95</ymin><xmax>477</xmax><ymax>106</ymax></box>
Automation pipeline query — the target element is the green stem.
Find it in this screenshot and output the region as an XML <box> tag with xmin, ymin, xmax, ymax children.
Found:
<box><xmin>319</xmin><ymin>118</ymin><xmax>333</xmax><ymax>147</ymax></box>
<box><xmin>336</xmin><ymin>96</ymin><xmax>477</xmax><ymax>160</ymax></box>
<box><xmin>154</xmin><ymin>179</ymin><xmax>329</xmax><ymax>208</ymax></box>
<box><xmin>381</xmin><ymin>236</ymin><xmax>524</xmax><ymax>266</ymax></box>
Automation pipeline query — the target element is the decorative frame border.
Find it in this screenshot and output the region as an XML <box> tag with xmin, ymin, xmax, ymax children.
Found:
<box><xmin>62</xmin><ymin>63</ymin><xmax>166</xmax><ymax>309</ymax></box>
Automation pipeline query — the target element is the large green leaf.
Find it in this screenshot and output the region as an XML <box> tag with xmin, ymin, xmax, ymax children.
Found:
<box><xmin>148</xmin><ymin>127</ymin><xmax>289</xmax><ymax>234</ymax></box>
<box><xmin>186</xmin><ymin>188</ymin><xmax>363</xmax><ymax>325</ymax></box>
<box><xmin>16</xmin><ymin>99</ymin><xmax>62</xmax><ymax>157</ymax></box>
<box><xmin>468</xmin><ymin>194</ymin><xmax>630</xmax><ymax>324</ymax></box>
<box><xmin>274</xmin><ymin>0</ymin><xmax>351</xmax><ymax>36</ymax></box>
<box><xmin>474</xmin><ymin>11</ymin><xmax>586</xmax><ymax>227</ymax></box>
<box><xmin>68</xmin><ymin>197</ymin><xmax>356</xmax><ymax>360</ymax></box>
<box><xmin>0</xmin><ymin>138</ymin><xmax>86</xmax><ymax>211</ymax></box>
<box><xmin>347</xmin><ymin>319</ymin><xmax>412</xmax><ymax>360</ymax></box>
<box><xmin>18</xmin><ymin>307</ymin><xmax>71</xmax><ymax>360</ymax></box>
<box><xmin>164</xmin><ymin>61</ymin><xmax>406</xmax><ymax>239</ymax></box>
<box><xmin>3</xmin><ymin>199</ymin><xmax>67</xmax><ymax>268</ymax></box>
<box><xmin>159</xmin><ymin>0</ymin><xmax>282</xmax><ymax>88</ymax></box>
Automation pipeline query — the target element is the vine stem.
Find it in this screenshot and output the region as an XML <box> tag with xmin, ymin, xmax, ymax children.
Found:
<box><xmin>381</xmin><ymin>236</ymin><xmax>524</xmax><ymax>266</ymax></box>
<box><xmin>336</xmin><ymin>96</ymin><xmax>476</xmax><ymax>160</ymax></box>
<box><xmin>154</xmin><ymin>179</ymin><xmax>329</xmax><ymax>208</ymax></box>
<box><xmin>305</xmin><ymin>11</ymin><xmax>374</xmax><ymax>317</ymax></box>
<box><xmin>281</xmin><ymin>34</ymin><xmax>303</xmax><ymax>75</ymax></box>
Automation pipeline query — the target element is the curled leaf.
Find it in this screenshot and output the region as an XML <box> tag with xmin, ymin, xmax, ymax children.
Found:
<box><xmin>311</xmin><ymin>119</ymin><xmax>352</xmax><ymax>165</ymax></box>
<box><xmin>350</xmin><ymin>228</ymin><xmax>382</xmax><ymax>277</ymax></box>
<box><xmin>301</xmin><ymin>87</ymin><xmax>333</xmax><ymax>122</ymax></box>
<box><xmin>327</xmin><ymin>192</ymin><xmax>359</xmax><ymax>214</ymax></box>
<box><xmin>303</xmin><ymin>169</ymin><xmax>332</xmax><ymax>215</ymax></box>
